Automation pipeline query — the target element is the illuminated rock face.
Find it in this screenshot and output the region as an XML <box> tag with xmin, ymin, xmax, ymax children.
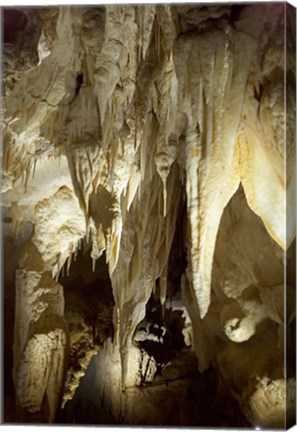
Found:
<box><xmin>2</xmin><ymin>4</ymin><xmax>295</xmax><ymax>427</ymax></box>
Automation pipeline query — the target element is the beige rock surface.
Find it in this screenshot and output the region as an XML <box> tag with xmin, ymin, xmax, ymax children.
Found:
<box><xmin>2</xmin><ymin>4</ymin><xmax>295</xmax><ymax>427</ymax></box>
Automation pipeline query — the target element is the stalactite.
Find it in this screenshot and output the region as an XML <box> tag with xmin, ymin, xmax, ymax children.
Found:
<box><xmin>159</xmin><ymin>263</ymin><xmax>168</xmax><ymax>306</ymax></box>
<box><xmin>66</xmin><ymin>251</ymin><xmax>72</xmax><ymax>277</ymax></box>
<box><xmin>2</xmin><ymin>4</ymin><xmax>294</xmax><ymax>426</ymax></box>
<box><xmin>24</xmin><ymin>165</ymin><xmax>30</xmax><ymax>192</ymax></box>
<box><xmin>3</xmin><ymin>143</ymin><xmax>11</xmax><ymax>172</ymax></box>
<box><xmin>32</xmin><ymin>157</ymin><xmax>37</xmax><ymax>180</ymax></box>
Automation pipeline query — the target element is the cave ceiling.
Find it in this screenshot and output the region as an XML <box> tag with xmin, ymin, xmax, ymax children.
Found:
<box><xmin>1</xmin><ymin>3</ymin><xmax>296</xmax><ymax>428</ymax></box>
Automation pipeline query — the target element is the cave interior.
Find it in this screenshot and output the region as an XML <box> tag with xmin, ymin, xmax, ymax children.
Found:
<box><xmin>1</xmin><ymin>2</ymin><xmax>296</xmax><ymax>429</ymax></box>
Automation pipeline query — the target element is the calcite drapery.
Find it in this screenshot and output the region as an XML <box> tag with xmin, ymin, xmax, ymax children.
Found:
<box><xmin>2</xmin><ymin>3</ymin><xmax>295</xmax><ymax>426</ymax></box>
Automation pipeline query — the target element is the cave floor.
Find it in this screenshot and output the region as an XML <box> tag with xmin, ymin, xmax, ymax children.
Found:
<box><xmin>57</xmin><ymin>349</ymin><xmax>251</xmax><ymax>428</ymax></box>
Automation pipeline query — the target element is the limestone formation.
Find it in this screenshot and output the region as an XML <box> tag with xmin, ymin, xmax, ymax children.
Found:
<box><xmin>2</xmin><ymin>3</ymin><xmax>296</xmax><ymax>428</ymax></box>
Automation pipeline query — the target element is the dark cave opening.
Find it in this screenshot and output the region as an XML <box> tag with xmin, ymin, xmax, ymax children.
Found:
<box><xmin>59</xmin><ymin>247</ymin><xmax>115</xmax><ymax>348</ymax></box>
<box><xmin>3</xmin><ymin>9</ymin><xmax>28</xmax><ymax>45</ymax></box>
<box><xmin>56</xmin><ymin>244</ymin><xmax>115</xmax><ymax>423</ymax></box>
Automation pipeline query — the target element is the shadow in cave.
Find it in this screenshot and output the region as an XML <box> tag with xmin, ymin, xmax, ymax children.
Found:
<box><xmin>126</xmin><ymin>193</ymin><xmax>250</xmax><ymax>428</ymax></box>
<box><xmin>2</xmin><ymin>247</ymin><xmax>17</xmax><ymax>423</ymax></box>
<box><xmin>55</xmin><ymin>244</ymin><xmax>115</xmax><ymax>424</ymax></box>
<box><xmin>59</xmin><ymin>246</ymin><xmax>115</xmax><ymax>345</ymax></box>
<box><xmin>55</xmin><ymin>195</ymin><xmax>250</xmax><ymax>427</ymax></box>
<box><xmin>132</xmin><ymin>192</ymin><xmax>188</xmax><ymax>378</ymax></box>
<box><xmin>2</xmin><ymin>217</ymin><xmax>34</xmax><ymax>423</ymax></box>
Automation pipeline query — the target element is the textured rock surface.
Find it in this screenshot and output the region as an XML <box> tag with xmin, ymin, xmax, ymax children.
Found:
<box><xmin>2</xmin><ymin>3</ymin><xmax>295</xmax><ymax>427</ymax></box>
<box><xmin>13</xmin><ymin>268</ymin><xmax>68</xmax><ymax>421</ymax></box>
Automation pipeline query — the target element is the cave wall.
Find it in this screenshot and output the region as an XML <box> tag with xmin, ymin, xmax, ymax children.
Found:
<box><xmin>1</xmin><ymin>3</ymin><xmax>296</xmax><ymax>428</ymax></box>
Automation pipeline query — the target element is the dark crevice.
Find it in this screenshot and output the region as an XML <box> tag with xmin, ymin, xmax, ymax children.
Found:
<box><xmin>59</xmin><ymin>248</ymin><xmax>115</xmax><ymax>347</ymax></box>
<box><xmin>3</xmin><ymin>9</ymin><xmax>28</xmax><ymax>44</ymax></box>
<box><xmin>75</xmin><ymin>73</ymin><xmax>84</xmax><ymax>96</ymax></box>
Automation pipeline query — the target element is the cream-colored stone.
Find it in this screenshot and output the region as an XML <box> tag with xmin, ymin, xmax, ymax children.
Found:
<box><xmin>248</xmin><ymin>377</ymin><xmax>295</xmax><ymax>428</ymax></box>
<box><xmin>2</xmin><ymin>4</ymin><xmax>295</xmax><ymax>426</ymax></box>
